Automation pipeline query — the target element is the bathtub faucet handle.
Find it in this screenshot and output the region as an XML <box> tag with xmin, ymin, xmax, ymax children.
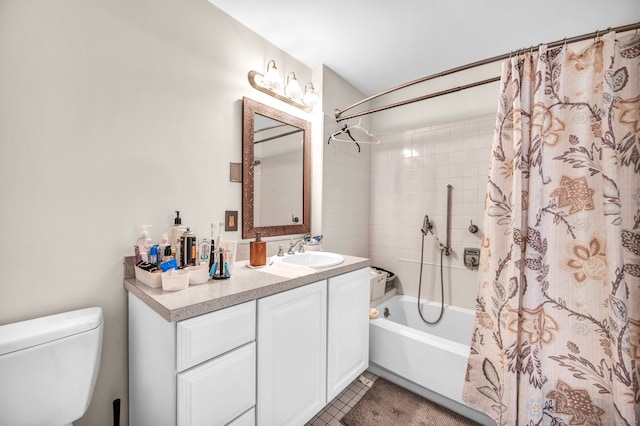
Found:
<box><xmin>464</xmin><ymin>247</ymin><xmax>481</xmax><ymax>270</ymax></box>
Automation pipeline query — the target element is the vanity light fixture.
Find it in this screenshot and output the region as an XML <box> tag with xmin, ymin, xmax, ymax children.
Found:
<box><xmin>247</xmin><ymin>60</ymin><xmax>317</xmax><ymax>112</ymax></box>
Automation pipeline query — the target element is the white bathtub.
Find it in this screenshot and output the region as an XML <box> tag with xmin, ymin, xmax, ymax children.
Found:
<box><xmin>369</xmin><ymin>294</ymin><xmax>495</xmax><ymax>426</ymax></box>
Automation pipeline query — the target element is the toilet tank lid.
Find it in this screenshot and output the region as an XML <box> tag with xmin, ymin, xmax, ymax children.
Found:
<box><xmin>0</xmin><ymin>307</ymin><xmax>103</xmax><ymax>356</ymax></box>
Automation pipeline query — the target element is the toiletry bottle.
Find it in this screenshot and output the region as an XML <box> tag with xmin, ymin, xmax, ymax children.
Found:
<box><xmin>149</xmin><ymin>245</ymin><xmax>159</xmax><ymax>266</ymax></box>
<box><xmin>199</xmin><ymin>238</ymin><xmax>211</xmax><ymax>267</ymax></box>
<box><xmin>159</xmin><ymin>233</ymin><xmax>170</xmax><ymax>263</ymax></box>
<box><xmin>181</xmin><ymin>228</ymin><xmax>197</xmax><ymax>267</ymax></box>
<box><xmin>250</xmin><ymin>232</ymin><xmax>267</xmax><ymax>267</ymax></box>
<box><xmin>135</xmin><ymin>225</ymin><xmax>152</xmax><ymax>263</ymax></box>
<box><xmin>169</xmin><ymin>211</ymin><xmax>186</xmax><ymax>267</ymax></box>
<box><xmin>164</xmin><ymin>245</ymin><xmax>173</xmax><ymax>261</ymax></box>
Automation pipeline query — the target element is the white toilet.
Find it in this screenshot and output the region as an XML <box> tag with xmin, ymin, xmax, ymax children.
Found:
<box><xmin>0</xmin><ymin>307</ymin><xmax>103</xmax><ymax>426</ymax></box>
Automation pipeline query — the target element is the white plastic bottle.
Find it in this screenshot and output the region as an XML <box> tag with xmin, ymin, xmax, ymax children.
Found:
<box><xmin>198</xmin><ymin>238</ymin><xmax>211</xmax><ymax>266</ymax></box>
<box><xmin>159</xmin><ymin>233</ymin><xmax>171</xmax><ymax>263</ymax></box>
<box><xmin>134</xmin><ymin>225</ymin><xmax>153</xmax><ymax>263</ymax></box>
<box><xmin>168</xmin><ymin>211</ymin><xmax>187</xmax><ymax>267</ymax></box>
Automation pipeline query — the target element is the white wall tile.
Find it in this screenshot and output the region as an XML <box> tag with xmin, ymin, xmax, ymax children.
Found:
<box><xmin>370</xmin><ymin>113</ymin><xmax>495</xmax><ymax>308</ymax></box>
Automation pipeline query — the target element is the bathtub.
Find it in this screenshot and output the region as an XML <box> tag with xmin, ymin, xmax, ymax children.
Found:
<box><xmin>369</xmin><ymin>294</ymin><xmax>495</xmax><ymax>426</ymax></box>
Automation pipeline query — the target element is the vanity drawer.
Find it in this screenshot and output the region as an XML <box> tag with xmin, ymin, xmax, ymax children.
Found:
<box><xmin>177</xmin><ymin>342</ymin><xmax>256</xmax><ymax>426</ymax></box>
<box><xmin>177</xmin><ymin>301</ymin><xmax>256</xmax><ymax>372</ymax></box>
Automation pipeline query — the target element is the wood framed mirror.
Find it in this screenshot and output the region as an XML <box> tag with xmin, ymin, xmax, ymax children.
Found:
<box><xmin>242</xmin><ymin>97</ymin><xmax>311</xmax><ymax>239</ymax></box>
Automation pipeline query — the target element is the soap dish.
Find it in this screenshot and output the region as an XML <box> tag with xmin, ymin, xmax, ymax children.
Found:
<box><xmin>245</xmin><ymin>260</ymin><xmax>273</xmax><ymax>269</ymax></box>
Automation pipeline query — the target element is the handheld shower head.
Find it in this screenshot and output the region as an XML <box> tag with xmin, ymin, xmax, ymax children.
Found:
<box><xmin>421</xmin><ymin>215</ymin><xmax>433</xmax><ymax>235</ymax></box>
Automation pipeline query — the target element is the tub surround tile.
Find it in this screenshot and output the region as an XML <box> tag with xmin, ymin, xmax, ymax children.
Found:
<box><xmin>124</xmin><ymin>255</ymin><xmax>370</xmax><ymax>322</ymax></box>
<box><xmin>370</xmin><ymin>114</ymin><xmax>495</xmax><ymax>308</ymax></box>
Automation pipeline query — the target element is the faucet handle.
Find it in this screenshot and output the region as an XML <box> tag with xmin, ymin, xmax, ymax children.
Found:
<box><xmin>277</xmin><ymin>244</ymin><xmax>284</xmax><ymax>257</ymax></box>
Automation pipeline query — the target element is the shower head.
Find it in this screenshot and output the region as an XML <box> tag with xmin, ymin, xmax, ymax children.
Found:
<box><xmin>421</xmin><ymin>215</ymin><xmax>433</xmax><ymax>235</ymax></box>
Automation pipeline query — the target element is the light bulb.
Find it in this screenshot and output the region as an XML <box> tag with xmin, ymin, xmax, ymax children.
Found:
<box><xmin>263</xmin><ymin>60</ymin><xmax>283</xmax><ymax>91</ymax></box>
<box><xmin>302</xmin><ymin>83</ymin><xmax>319</xmax><ymax>106</ymax></box>
<box><xmin>285</xmin><ymin>72</ymin><xmax>303</xmax><ymax>100</ymax></box>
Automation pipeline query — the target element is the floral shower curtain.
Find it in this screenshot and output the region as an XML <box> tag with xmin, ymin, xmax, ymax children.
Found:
<box><xmin>462</xmin><ymin>31</ymin><xmax>640</xmax><ymax>425</ymax></box>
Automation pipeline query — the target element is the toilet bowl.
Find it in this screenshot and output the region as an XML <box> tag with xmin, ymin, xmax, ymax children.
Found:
<box><xmin>0</xmin><ymin>307</ymin><xmax>103</xmax><ymax>426</ymax></box>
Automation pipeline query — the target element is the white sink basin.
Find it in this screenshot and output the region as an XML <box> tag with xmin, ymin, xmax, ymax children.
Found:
<box><xmin>273</xmin><ymin>252</ymin><xmax>344</xmax><ymax>269</ymax></box>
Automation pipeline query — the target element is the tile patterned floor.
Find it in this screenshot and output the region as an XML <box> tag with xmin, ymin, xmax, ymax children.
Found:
<box><xmin>305</xmin><ymin>371</ymin><xmax>379</xmax><ymax>426</ymax></box>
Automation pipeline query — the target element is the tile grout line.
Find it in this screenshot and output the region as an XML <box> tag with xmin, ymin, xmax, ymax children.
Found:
<box><xmin>305</xmin><ymin>371</ymin><xmax>379</xmax><ymax>426</ymax></box>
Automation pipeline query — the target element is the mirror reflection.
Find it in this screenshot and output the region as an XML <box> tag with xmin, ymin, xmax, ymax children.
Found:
<box><xmin>253</xmin><ymin>114</ymin><xmax>304</xmax><ymax>227</ymax></box>
<box><xmin>242</xmin><ymin>97</ymin><xmax>311</xmax><ymax>239</ymax></box>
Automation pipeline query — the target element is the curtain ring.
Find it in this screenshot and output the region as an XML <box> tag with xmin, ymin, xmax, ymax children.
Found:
<box><xmin>595</xmin><ymin>29</ymin><xmax>601</xmax><ymax>43</ymax></box>
<box><xmin>563</xmin><ymin>37</ymin><xmax>567</xmax><ymax>49</ymax></box>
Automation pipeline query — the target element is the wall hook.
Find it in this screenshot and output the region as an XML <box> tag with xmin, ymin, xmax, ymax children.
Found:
<box><xmin>468</xmin><ymin>220</ymin><xmax>479</xmax><ymax>234</ymax></box>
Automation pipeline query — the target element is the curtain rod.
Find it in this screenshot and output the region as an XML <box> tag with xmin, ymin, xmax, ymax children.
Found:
<box><xmin>334</xmin><ymin>21</ymin><xmax>640</xmax><ymax>122</ymax></box>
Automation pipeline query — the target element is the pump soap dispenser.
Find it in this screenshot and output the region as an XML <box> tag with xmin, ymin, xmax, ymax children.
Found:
<box><xmin>250</xmin><ymin>232</ymin><xmax>267</xmax><ymax>267</ymax></box>
<box><xmin>135</xmin><ymin>225</ymin><xmax>152</xmax><ymax>263</ymax></box>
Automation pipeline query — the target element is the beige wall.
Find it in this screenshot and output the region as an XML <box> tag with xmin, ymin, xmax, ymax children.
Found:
<box><xmin>2</xmin><ymin>1</ymin><xmax>637</xmax><ymax>424</ymax></box>
<box><xmin>0</xmin><ymin>1</ymin><xmax>312</xmax><ymax>424</ymax></box>
<box><xmin>320</xmin><ymin>66</ymin><xmax>372</xmax><ymax>258</ymax></box>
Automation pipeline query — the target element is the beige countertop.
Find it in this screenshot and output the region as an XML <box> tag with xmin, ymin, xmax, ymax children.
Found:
<box><xmin>124</xmin><ymin>255</ymin><xmax>370</xmax><ymax>322</ymax></box>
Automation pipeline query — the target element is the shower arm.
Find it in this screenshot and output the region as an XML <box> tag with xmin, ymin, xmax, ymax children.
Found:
<box><xmin>444</xmin><ymin>185</ymin><xmax>452</xmax><ymax>256</ymax></box>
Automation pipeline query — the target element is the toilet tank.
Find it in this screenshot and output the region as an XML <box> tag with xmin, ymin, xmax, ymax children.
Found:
<box><xmin>0</xmin><ymin>307</ymin><xmax>103</xmax><ymax>426</ymax></box>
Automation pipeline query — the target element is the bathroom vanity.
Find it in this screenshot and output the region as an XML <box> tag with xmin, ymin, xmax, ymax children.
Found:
<box><xmin>125</xmin><ymin>254</ymin><xmax>370</xmax><ymax>426</ymax></box>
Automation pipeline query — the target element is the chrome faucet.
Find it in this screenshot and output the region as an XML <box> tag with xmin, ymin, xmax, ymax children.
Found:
<box><xmin>287</xmin><ymin>238</ymin><xmax>306</xmax><ymax>255</ymax></box>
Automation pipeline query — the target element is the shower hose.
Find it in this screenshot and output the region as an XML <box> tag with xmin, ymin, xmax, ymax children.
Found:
<box><xmin>417</xmin><ymin>228</ymin><xmax>445</xmax><ymax>324</ymax></box>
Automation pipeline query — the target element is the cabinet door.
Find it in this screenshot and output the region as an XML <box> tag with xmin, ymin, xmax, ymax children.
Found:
<box><xmin>257</xmin><ymin>280</ymin><xmax>327</xmax><ymax>426</ymax></box>
<box><xmin>177</xmin><ymin>342</ymin><xmax>255</xmax><ymax>426</ymax></box>
<box><xmin>327</xmin><ymin>268</ymin><xmax>370</xmax><ymax>401</ymax></box>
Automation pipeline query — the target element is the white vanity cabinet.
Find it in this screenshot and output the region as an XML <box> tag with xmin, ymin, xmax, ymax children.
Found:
<box><xmin>257</xmin><ymin>268</ymin><xmax>370</xmax><ymax>425</ymax></box>
<box><xmin>128</xmin><ymin>294</ymin><xmax>256</xmax><ymax>426</ymax></box>
<box><xmin>128</xmin><ymin>265</ymin><xmax>370</xmax><ymax>426</ymax></box>
<box><xmin>327</xmin><ymin>267</ymin><xmax>370</xmax><ymax>401</ymax></box>
<box><xmin>257</xmin><ymin>280</ymin><xmax>328</xmax><ymax>426</ymax></box>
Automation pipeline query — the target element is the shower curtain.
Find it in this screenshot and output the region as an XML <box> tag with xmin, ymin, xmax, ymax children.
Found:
<box><xmin>463</xmin><ymin>31</ymin><xmax>640</xmax><ymax>425</ymax></box>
